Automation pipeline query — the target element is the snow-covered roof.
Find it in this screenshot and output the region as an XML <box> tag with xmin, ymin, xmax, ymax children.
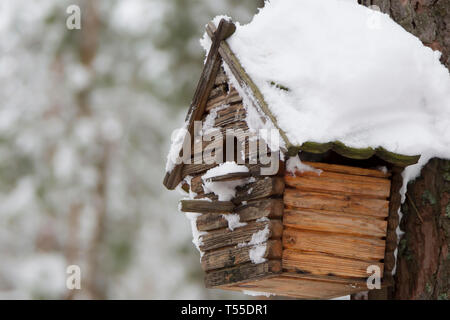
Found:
<box><xmin>164</xmin><ymin>0</ymin><xmax>450</xmax><ymax>190</ymax></box>
<box><xmin>204</xmin><ymin>0</ymin><xmax>449</xmax><ymax>173</ymax></box>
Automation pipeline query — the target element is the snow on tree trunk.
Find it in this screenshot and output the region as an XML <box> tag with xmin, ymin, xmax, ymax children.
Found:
<box><xmin>362</xmin><ymin>0</ymin><xmax>450</xmax><ymax>300</ymax></box>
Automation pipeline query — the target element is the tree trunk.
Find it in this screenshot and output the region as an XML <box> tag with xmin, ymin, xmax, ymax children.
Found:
<box><xmin>361</xmin><ymin>0</ymin><xmax>450</xmax><ymax>300</ymax></box>
<box><xmin>396</xmin><ymin>159</ymin><xmax>450</xmax><ymax>299</ymax></box>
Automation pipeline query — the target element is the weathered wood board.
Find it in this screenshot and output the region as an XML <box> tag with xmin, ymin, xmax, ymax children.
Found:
<box><xmin>200</xmin><ymin>219</ymin><xmax>283</xmax><ymax>251</ymax></box>
<box><xmin>201</xmin><ymin>240</ymin><xmax>282</xmax><ymax>271</ymax></box>
<box><xmin>284</xmin><ymin>189</ymin><xmax>389</xmax><ymax>218</ymax></box>
<box><xmin>195</xmin><ymin>199</ymin><xmax>283</xmax><ymax>232</ymax></box>
<box><xmin>280</xmin><ymin>161</ymin><xmax>390</xmax><ymax>287</ymax></box>
<box><xmin>282</xmin><ymin>249</ymin><xmax>384</xmax><ymax>278</ymax></box>
<box><xmin>282</xmin><ymin>228</ymin><xmax>386</xmax><ymax>261</ymax></box>
<box><xmin>219</xmin><ymin>273</ymin><xmax>372</xmax><ymax>299</ymax></box>
<box><xmin>205</xmin><ymin>260</ymin><xmax>282</xmax><ymax>288</ymax></box>
<box><xmin>283</xmin><ymin>208</ymin><xmax>387</xmax><ymax>238</ymax></box>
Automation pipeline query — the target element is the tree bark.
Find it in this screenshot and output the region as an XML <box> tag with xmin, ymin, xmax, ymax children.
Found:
<box><xmin>396</xmin><ymin>159</ymin><xmax>450</xmax><ymax>299</ymax></box>
<box><xmin>361</xmin><ymin>0</ymin><xmax>450</xmax><ymax>300</ymax></box>
<box><xmin>361</xmin><ymin>0</ymin><xmax>449</xmax><ymax>68</ymax></box>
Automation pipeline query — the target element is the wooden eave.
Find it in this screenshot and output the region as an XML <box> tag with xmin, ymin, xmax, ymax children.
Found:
<box><xmin>163</xmin><ymin>19</ymin><xmax>236</xmax><ymax>189</ymax></box>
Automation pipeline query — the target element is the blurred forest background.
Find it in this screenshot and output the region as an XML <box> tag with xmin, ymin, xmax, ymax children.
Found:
<box><xmin>0</xmin><ymin>0</ymin><xmax>263</xmax><ymax>299</ymax></box>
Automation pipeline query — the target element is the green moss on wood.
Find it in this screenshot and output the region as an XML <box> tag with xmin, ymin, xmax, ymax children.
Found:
<box><xmin>300</xmin><ymin>141</ymin><xmax>334</xmax><ymax>154</ymax></box>
<box><xmin>269</xmin><ymin>81</ymin><xmax>290</xmax><ymax>91</ymax></box>
<box><xmin>375</xmin><ymin>147</ymin><xmax>420</xmax><ymax>166</ymax></box>
<box><xmin>332</xmin><ymin>141</ymin><xmax>375</xmax><ymax>159</ymax></box>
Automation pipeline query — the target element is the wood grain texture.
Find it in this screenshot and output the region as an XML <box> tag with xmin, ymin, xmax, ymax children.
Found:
<box><xmin>205</xmin><ymin>260</ymin><xmax>282</xmax><ymax>288</ymax></box>
<box><xmin>196</xmin><ymin>199</ymin><xmax>283</xmax><ymax>232</ymax></box>
<box><xmin>282</xmin><ymin>228</ymin><xmax>385</xmax><ymax>261</ymax></box>
<box><xmin>179</xmin><ymin>200</ymin><xmax>234</xmax><ymax>214</ymax></box>
<box><xmin>285</xmin><ymin>171</ymin><xmax>390</xmax><ymax>199</ymax></box>
<box><xmin>205</xmin><ymin>89</ymin><xmax>242</xmax><ymax>111</ymax></box>
<box><xmin>283</xmin><ymin>208</ymin><xmax>387</xmax><ymax>238</ymax></box>
<box><xmin>301</xmin><ymin>161</ymin><xmax>391</xmax><ymax>178</ymax></box>
<box><xmin>200</xmin><ymin>220</ymin><xmax>283</xmax><ymax>251</ymax></box>
<box><xmin>284</xmin><ymin>188</ymin><xmax>389</xmax><ymax>218</ymax></box>
<box><xmin>201</xmin><ymin>240</ymin><xmax>282</xmax><ymax>271</ymax></box>
<box><xmin>213</xmin><ymin>103</ymin><xmax>246</xmax><ymax>127</ymax></box>
<box><xmin>221</xmin><ymin>273</ymin><xmax>370</xmax><ymax>299</ymax></box>
<box><xmin>208</xmin><ymin>84</ymin><xmax>228</xmax><ymax>100</ymax></box>
<box><xmin>282</xmin><ymin>249</ymin><xmax>384</xmax><ymax>279</ymax></box>
<box><xmin>233</xmin><ymin>177</ymin><xmax>285</xmax><ymax>204</ymax></box>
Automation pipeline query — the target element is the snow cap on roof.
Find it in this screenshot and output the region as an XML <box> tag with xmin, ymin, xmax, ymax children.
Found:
<box><xmin>215</xmin><ymin>0</ymin><xmax>449</xmax><ymax>180</ymax></box>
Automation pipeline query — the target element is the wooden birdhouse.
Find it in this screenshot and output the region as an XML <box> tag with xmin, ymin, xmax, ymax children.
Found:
<box><xmin>163</xmin><ymin>19</ymin><xmax>420</xmax><ymax>299</ymax></box>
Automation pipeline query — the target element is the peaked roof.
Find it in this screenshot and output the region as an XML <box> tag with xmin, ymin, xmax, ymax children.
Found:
<box><xmin>163</xmin><ymin>18</ymin><xmax>420</xmax><ymax>190</ymax></box>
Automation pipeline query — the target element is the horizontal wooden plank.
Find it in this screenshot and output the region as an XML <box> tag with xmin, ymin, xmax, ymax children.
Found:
<box><xmin>191</xmin><ymin>172</ymin><xmax>284</xmax><ymax>201</ymax></box>
<box><xmin>283</xmin><ymin>208</ymin><xmax>387</xmax><ymax>238</ymax></box>
<box><xmin>282</xmin><ymin>228</ymin><xmax>386</xmax><ymax>261</ymax></box>
<box><xmin>282</xmin><ymin>249</ymin><xmax>384</xmax><ymax>279</ymax></box>
<box><xmin>301</xmin><ymin>161</ymin><xmax>391</xmax><ymax>178</ymax></box>
<box><xmin>284</xmin><ymin>188</ymin><xmax>389</xmax><ymax>218</ymax></box>
<box><xmin>208</xmin><ymin>84</ymin><xmax>227</xmax><ymax>100</ymax></box>
<box><xmin>179</xmin><ymin>200</ymin><xmax>234</xmax><ymax>214</ymax></box>
<box><xmin>221</xmin><ymin>273</ymin><xmax>369</xmax><ymax>299</ymax></box>
<box><xmin>205</xmin><ymin>260</ymin><xmax>281</xmax><ymax>288</ymax></box>
<box><xmin>206</xmin><ymin>89</ymin><xmax>241</xmax><ymax>111</ymax></box>
<box><xmin>204</xmin><ymin>172</ymin><xmax>252</xmax><ymax>182</ymax></box>
<box><xmin>235</xmin><ymin>198</ymin><xmax>284</xmax><ymax>218</ymax></box>
<box><xmin>233</xmin><ymin>177</ymin><xmax>285</xmax><ymax>204</ymax></box>
<box><xmin>200</xmin><ymin>220</ymin><xmax>283</xmax><ymax>251</ymax></box>
<box><xmin>201</xmin><ymin>240</ymin><xmax>282</xmax><ymax>271</ymax></box>
<box><xmin>214</xmin><ymin>104</ymin><xmax>246</xmax><ymax>127</ymax></box>
<box><xmin>197</xmin><ymin>199</ymin><xmax>283</xmax><ymax>232</ymax></box>
<box><xmin>285</xmin><ymin>171</ymin><xmax>390</xmax><ymax>199</ymax></box>
<box><xmin>182</xmin><ymin>161</ymin><xmax>282</xmax><ymax>181</ymax></box>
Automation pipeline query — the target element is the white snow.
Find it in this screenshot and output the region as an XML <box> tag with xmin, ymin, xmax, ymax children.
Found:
<box><xmin>185</xmin><ymin>212</ymin><xmax>207</xmax><ymax>257</ymax></box>
<box><xmin>242</xmin><ymin>290</ymin><xmax>275</xmax><ymax>297</ymax></box>
<box><xmin>238</xmin><ymin>224</ymin><xmax>270</xmax><ymax>248</ymax></box>
<box><xmin>377</xmin><ymin>166</ymin><xmax>388</xmax><ymax>174</ymax></box>
<box><xmin>249</xmin><ymin>243</ymin><xmax>267</xmax><ymax>264</ymax></box>
<box><xmin>331</xmin><ymin>295</ymin><xmax>351</xmax><ymax>300</ymax></box>
<box><xmin>202</xmin><ymin>179</ymin><xmax>247</xmax><ymax>201</ymax></box>
<box><xmin>209</xmin><ymin>0</ymin><xmax>450</xmax><ymax>186</ymax></box>
<box><xmin>221</xmin><ymin>213</ymin><xmax>247</xmax><ymax>231</ymax></box>
<box><xmin>286</xmin><ymin>155</ymin><xmax>322</xmax><ymax>176</ymax></box>
<box><xmin>202</xmin><ymin>161</ymin><xmax>249</xmax><ymax>179</ymax></box>
<box><xmin>202</xmin><ymin>162</ymin><xmax>250</xmax><ymax>201</ymax></box>
<box><xmin>165</xmin><ymin>123</ymin><xmax>188</xmax><ymax>173</ymax></box>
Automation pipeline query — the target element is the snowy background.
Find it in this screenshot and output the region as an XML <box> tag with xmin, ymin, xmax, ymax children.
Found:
<box><xmin>0</xmin><ymin>0</ymin><xmax>263</xmax><ymax>299</ymax></box>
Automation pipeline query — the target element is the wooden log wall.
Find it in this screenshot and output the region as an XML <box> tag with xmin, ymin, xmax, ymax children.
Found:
<box><xmin>282</xmin><ymin>161</ymin><xmax>391</xmax><ymax>280</ymax></box>
<box><xmin>179</xmin><ymin>66</ymin><xmax>285</xmax><ymax>288</ymax></box>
